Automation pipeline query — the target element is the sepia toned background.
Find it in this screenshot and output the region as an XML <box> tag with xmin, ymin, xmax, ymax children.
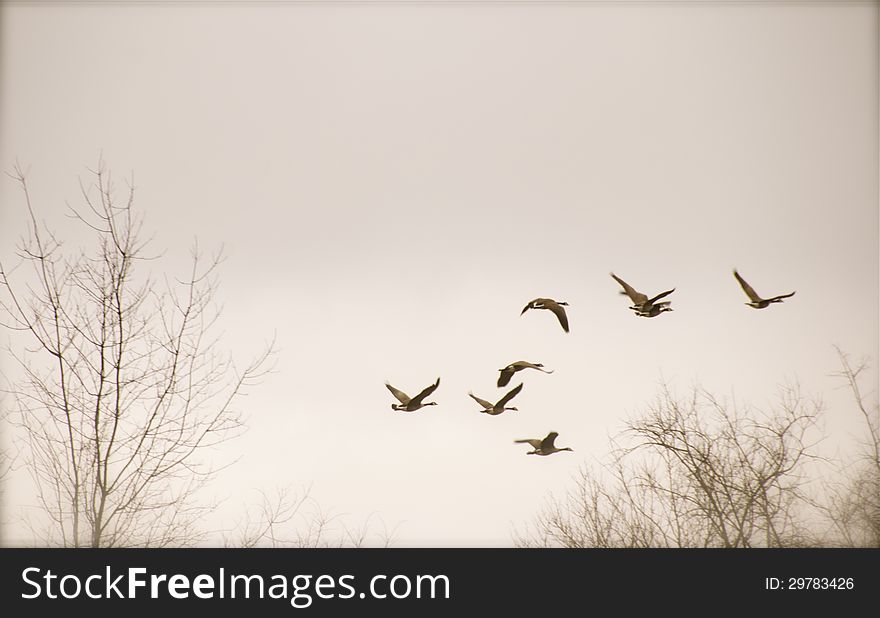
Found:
<box><xmin>1</xmin><ymin>0</ymin><xmax>877</xmax><ymax>546</ymax></box>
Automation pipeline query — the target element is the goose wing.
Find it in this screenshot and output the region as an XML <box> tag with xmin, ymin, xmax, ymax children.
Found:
<box><xmin>540</xmin><ymin>431</ymin><xmax>560</xmax><ymax>450</ymax></box>
<box><xmin>545</xmin><ymin>300</ymin><xmax>570</xmax><ymax>333</ymax></box>
<box><xmin>767</xmin><ymin>291</ymin><xmax>796</xmax><ymax>302</ymax></box>
<box><xmin>496</xmin><ymin>383</ymin><xmax>524</xmax><ymax>407</ymax></box>
<box><xmin>520</xmin><ymin>299</ymin><xmax>538</xmax><ymax>315</ymax></box>
<box><xmin>497</xmin><ymin>366</ymin><xmax>515</xmax><ymax>387</ymax></box>
<box><xmin>409</xmin><ymin>377</ymin><xmax>440</xmax><ymax>406</ymax></box>
<box><xmin>647</xmin><ymin>288</ymin><xmax>675</xmax><ymax>304</ymax></box>
<box><xmin>468</xmin><ymin>392</ymin><xmax>494</xmax><ymax>409</ymax></box>
<box><xmin>611</xmin><ymin>273</ymin><xmax>648</xmax><ymax>305</ymax></box>
<box><xmin>385</xmin><ymin>383</ymin><xmax>411</xmax><ymax>404</ymax></box>
<box><xmin>733</xmin><ymin>270</ymin><xmax>762</xmax><ymax>302</ymax></box>
<box><xmin>514</xmin><ymin>438</ymin><xmax>543</xmax><ymax>449</ymax></box>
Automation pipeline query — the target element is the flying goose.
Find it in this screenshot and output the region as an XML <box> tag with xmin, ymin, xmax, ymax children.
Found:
<box><xmin>514</xmin><ymin>431</ymin><xmax>573</xmax><ymax>456</ymax></box>
<box><xmin>385</xmin><ymin>377</ymin><xmax>440</xmax><ymax>412</ymax></box>
<box><xmin>469</xmin><ymin>383</ymin><xmax>524</xmax><ymax>415</ymax></box>
<box><xmin>521</xmin><ymin>297</ymin><xmax>570</xmax><ymax>333</ymax></box>
<box><xmin>497</xmin><ymin>360</ymin><xmax>554</xmax><ymax>388</ymax></box>
<box><xmin>611</xmin><ymin>273</ymin><xmax>675</xmax><ymax>317</ymax></box>
<box><xmin>733</xmin><ymin>270</ymin><xmax>795</xmax><ymax>309</ymax></box>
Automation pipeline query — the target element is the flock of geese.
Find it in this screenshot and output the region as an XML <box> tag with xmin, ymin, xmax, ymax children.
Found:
<box><xmin>384</xmin><ymin>269</ymin><xmax>796</xmax><ymax>457</ymax></box>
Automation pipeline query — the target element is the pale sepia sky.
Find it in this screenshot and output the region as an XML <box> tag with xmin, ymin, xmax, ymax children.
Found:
<box><xmin>1</xmin><ymin>1</ymin><xmax>877</xmax><ymax>546</ymax></box>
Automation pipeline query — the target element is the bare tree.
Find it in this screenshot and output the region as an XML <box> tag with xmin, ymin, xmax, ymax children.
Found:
<box><xmin>0</xmin><ymin>161</ymin><xmax>274</xmax><ymax>547</ymax></box>
<box><xmin>821</xmin><ymin>347</ymin><xmax>880</xmax><ymax>547</ymax></box>
<box><xmin>517</xmin><ymin>382</ymin><xmax>824</xmax><ymax>547</ymax></box>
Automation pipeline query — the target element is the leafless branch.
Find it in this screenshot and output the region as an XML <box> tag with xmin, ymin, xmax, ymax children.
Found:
<box><xmin>1</xmin><ymin>162</ymin><xmax>275</xmax><ymax>547</ymax></box>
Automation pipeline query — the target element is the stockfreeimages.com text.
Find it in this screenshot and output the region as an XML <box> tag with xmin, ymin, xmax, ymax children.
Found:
<box><xmin>21</xmin><ymin>567</ymin><xmax>450</xmax><ymax>608</ymax></box>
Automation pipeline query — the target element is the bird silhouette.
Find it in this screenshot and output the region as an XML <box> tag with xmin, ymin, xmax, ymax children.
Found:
<box><xmin>469</xmin><ymin>383</ymin><xmax>524</xmax><ymax>415</ymax></box>
<box><xmin>611</xmin><ymin>273</ymin><xmax>675</xmax><ymax>318</ymax></box>
<box><xmin>514</xmin><ymin>431</ymin><xmax>573</xmax><ymax>456</ymax></box>
<box><xmin>733</xmin><ymin>270</ymin><xmax>795</xmax><ymax>309</ymax></box>
<box><xmin>385</xmin><ymin>377</ymin><xmax>440</xmax><ymax>412</ymax></box>
<box><xmin>497</xmin><ymin>361</ymin><xmax>554</xmax><ymax>388</ymax></box>
<box><xmin>521</xmin><ymin>297</ymin><xmax>570</xmax><ymax>332</ymax></box>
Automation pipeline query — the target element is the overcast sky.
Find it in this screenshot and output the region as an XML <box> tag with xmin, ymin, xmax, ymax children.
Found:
<box><xmin>1</xmin><ymin>1</ymin><xmax>877</xmax><ymax>546</ymax></box>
